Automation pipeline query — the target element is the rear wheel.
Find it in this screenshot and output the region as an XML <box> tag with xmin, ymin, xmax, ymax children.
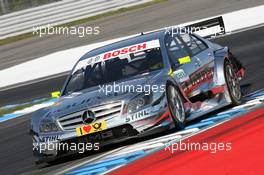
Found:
<box><xmin>166</xmin><ymin>85</ymin><xmax>185</xmax><ymax>129</ymax></box>
<box><xmin>224</xmin><ymin>60</ymin><xmax>242</xmax><ymax>105</ymax></box>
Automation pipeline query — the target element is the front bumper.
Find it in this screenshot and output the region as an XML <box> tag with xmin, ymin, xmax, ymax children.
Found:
<box><xmin>32</xmin><ymin>106</ymin><xmax>172</xmax><ymax>163</ymax></box>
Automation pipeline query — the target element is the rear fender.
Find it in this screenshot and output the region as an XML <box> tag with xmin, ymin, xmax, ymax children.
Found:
<box><xmin>213</xmin><ymin>47</ymin><xmax>229</xmax><ymax>86</ymax></box>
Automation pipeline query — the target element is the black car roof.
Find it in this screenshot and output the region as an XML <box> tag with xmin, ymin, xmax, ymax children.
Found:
<box><xmin>79</xmin><ymin>29</ymin><xmax>166</xmax><ymax>61</ymax></box>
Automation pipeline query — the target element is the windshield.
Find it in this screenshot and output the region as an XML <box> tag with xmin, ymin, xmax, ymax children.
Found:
<box><xmin>64</xmin><ymin>40</ymin><xmax>164</xmax><ymax>95</ymax></box>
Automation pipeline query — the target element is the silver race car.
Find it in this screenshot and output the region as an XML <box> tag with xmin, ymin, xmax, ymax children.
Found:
<box><xmin>30</xmin><ymin>28</ymin><xmax>245</xmax><ymax>163</ymax></box>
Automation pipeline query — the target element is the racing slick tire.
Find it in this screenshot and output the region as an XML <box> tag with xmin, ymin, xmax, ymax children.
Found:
<box><xmin>224</xmin><ymin>60</ymin><xmax>242</xmax><ymax>106</ymax></box>
<box><xmin>166</xmin><ymin>85</ymin><xmax>186</xmax><ymax>129</ymax></box>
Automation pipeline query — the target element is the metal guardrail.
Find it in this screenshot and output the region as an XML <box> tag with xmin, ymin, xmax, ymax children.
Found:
<box><xmin>0</xmin><ymin>0</ymin><xmax>151</xmax><ymax>39</ymax></box>
<box><xmin>0</xmin><ymin>0</ymin><xmax>61</xmax><ymax>15</ymax></box>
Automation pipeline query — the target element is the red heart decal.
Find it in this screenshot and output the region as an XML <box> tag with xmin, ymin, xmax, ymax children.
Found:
<box><xmin>83</xmin><ymin>125</ymin><xmax>92</xmax><ymax>133</ymax></box>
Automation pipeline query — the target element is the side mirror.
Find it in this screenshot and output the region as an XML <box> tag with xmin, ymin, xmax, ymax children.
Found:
<box><xmin>51</xmin><ymin>91</ymin><xmax>61</xmax><ymax>98</ymax></box>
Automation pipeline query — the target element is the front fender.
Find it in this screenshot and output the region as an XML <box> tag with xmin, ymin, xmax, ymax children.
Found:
<box><xmin>166</xmin><ymin>74</ymin><xmax>191</xmax><ymax>103</ymax></box>
<box><xmin>30</xmin><ymin>108</ymin><xmax>50</xmax><ymax>134</ymax></box>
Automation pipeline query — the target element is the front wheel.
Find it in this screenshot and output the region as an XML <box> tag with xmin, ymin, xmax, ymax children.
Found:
<box><xmin>166</xmin><ymin>85</ymin><xmax>186</xmax><ymax>129</ymax></box>
<box><xmin>224</xmin><ymin>60</ymin><xmax>242</xmax><ymax>105</ymax></box>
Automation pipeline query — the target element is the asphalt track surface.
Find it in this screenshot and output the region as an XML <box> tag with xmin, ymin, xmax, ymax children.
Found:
<box><xmin>0</xmin><ymin>0</ymin><xmax>264</xmax><ymax>70</ymax></box>
<box><xmin>0</xmin><ymin>26</ymin><xmax>263</xmax><ymax>175</ymax></box>
<box><xmin>1</xmin><ymin>26</ymin><xmax>264</xmax><ymax>106</ymax></box>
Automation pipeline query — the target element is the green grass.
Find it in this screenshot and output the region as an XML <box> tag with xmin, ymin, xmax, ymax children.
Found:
<box><xmin>0</xmin><ymin>98</ymin><xmax>50</xmax><ymax>117</ymax></box>
<box><xmin>0</xmin><ymin>0</ymin><xmax>167</xmax><ymax>46</ymax></box>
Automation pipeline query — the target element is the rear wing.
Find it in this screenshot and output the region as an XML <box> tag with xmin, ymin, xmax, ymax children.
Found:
<box><xmin>184</xmin><ymin>16</ymin><xmax>226</xmax><ymax>38</ymax></box>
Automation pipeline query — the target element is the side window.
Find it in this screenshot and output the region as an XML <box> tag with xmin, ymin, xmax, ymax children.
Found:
<box><xmin>191</xmin><ymin>35</ymin><xmax>208</xmax><ymax>51</ymax></box>
<box><xmin>65</xmin><ymin>68</ymin><xmax>85</xmax><ymax>94</ymax></box>
<box><xmin>181</xmin><ymin>34</ymin><xmax>200</xmax><ymax>55</ymax></box>
<box><xmin>165</xmin><ymin>36</ymin><xmax>189</xmax><ymax>65</ymax></box>
<box><xmin>180</xmin><ymin>34</ymin><xmax>208</xmax><ymax>55</ymax></box>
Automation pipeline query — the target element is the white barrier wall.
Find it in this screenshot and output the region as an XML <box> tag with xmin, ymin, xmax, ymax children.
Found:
<box><xmin>0</xmin><ymin>5</ymin><xmax>264</xmax><ymax>89</ymax></box>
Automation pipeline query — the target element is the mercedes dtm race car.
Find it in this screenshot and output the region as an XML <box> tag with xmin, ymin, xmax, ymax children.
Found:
<box><xmin>30</xmin><ymin>29</ymin><xmax>245</xmax><ymax>163</ymax></box>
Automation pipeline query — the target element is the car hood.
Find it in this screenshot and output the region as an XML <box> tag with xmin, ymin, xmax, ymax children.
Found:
<box><xmin>48</xmin><ymin>70</ymin><xmax>163</xmax><ymax>119</ymax></box>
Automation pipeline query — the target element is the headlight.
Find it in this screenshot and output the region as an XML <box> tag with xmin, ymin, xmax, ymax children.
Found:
<box><xmin>127</xmin><ymin>94</ymin><xmax>152</xmax><ymax>113</ymax></box>
<box><xmin>39</xmin><ymin>119</ymin><xmax>59</xmax><ymax>133</ymax></box>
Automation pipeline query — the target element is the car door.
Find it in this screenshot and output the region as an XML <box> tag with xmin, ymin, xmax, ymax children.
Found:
<box><xmin>164</xmin><ymin>34</ymin><xmax>197</xmax><ymax>98</ymax></box>
<box><xmin>178</xmin><ymin>33</ymin><xmax>215</xmax><ymax>98</ymax></box>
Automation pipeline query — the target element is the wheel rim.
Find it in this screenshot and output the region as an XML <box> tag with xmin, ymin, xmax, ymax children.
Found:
<box><xmin>226</xmin><ymin>64</ymin><xmax>241</xmax><ymax>100</ymax></box>
<box><xmin>168</xmin><ymin>86</ymin><xmax>185</xmax><ymax>122</ymax></box>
